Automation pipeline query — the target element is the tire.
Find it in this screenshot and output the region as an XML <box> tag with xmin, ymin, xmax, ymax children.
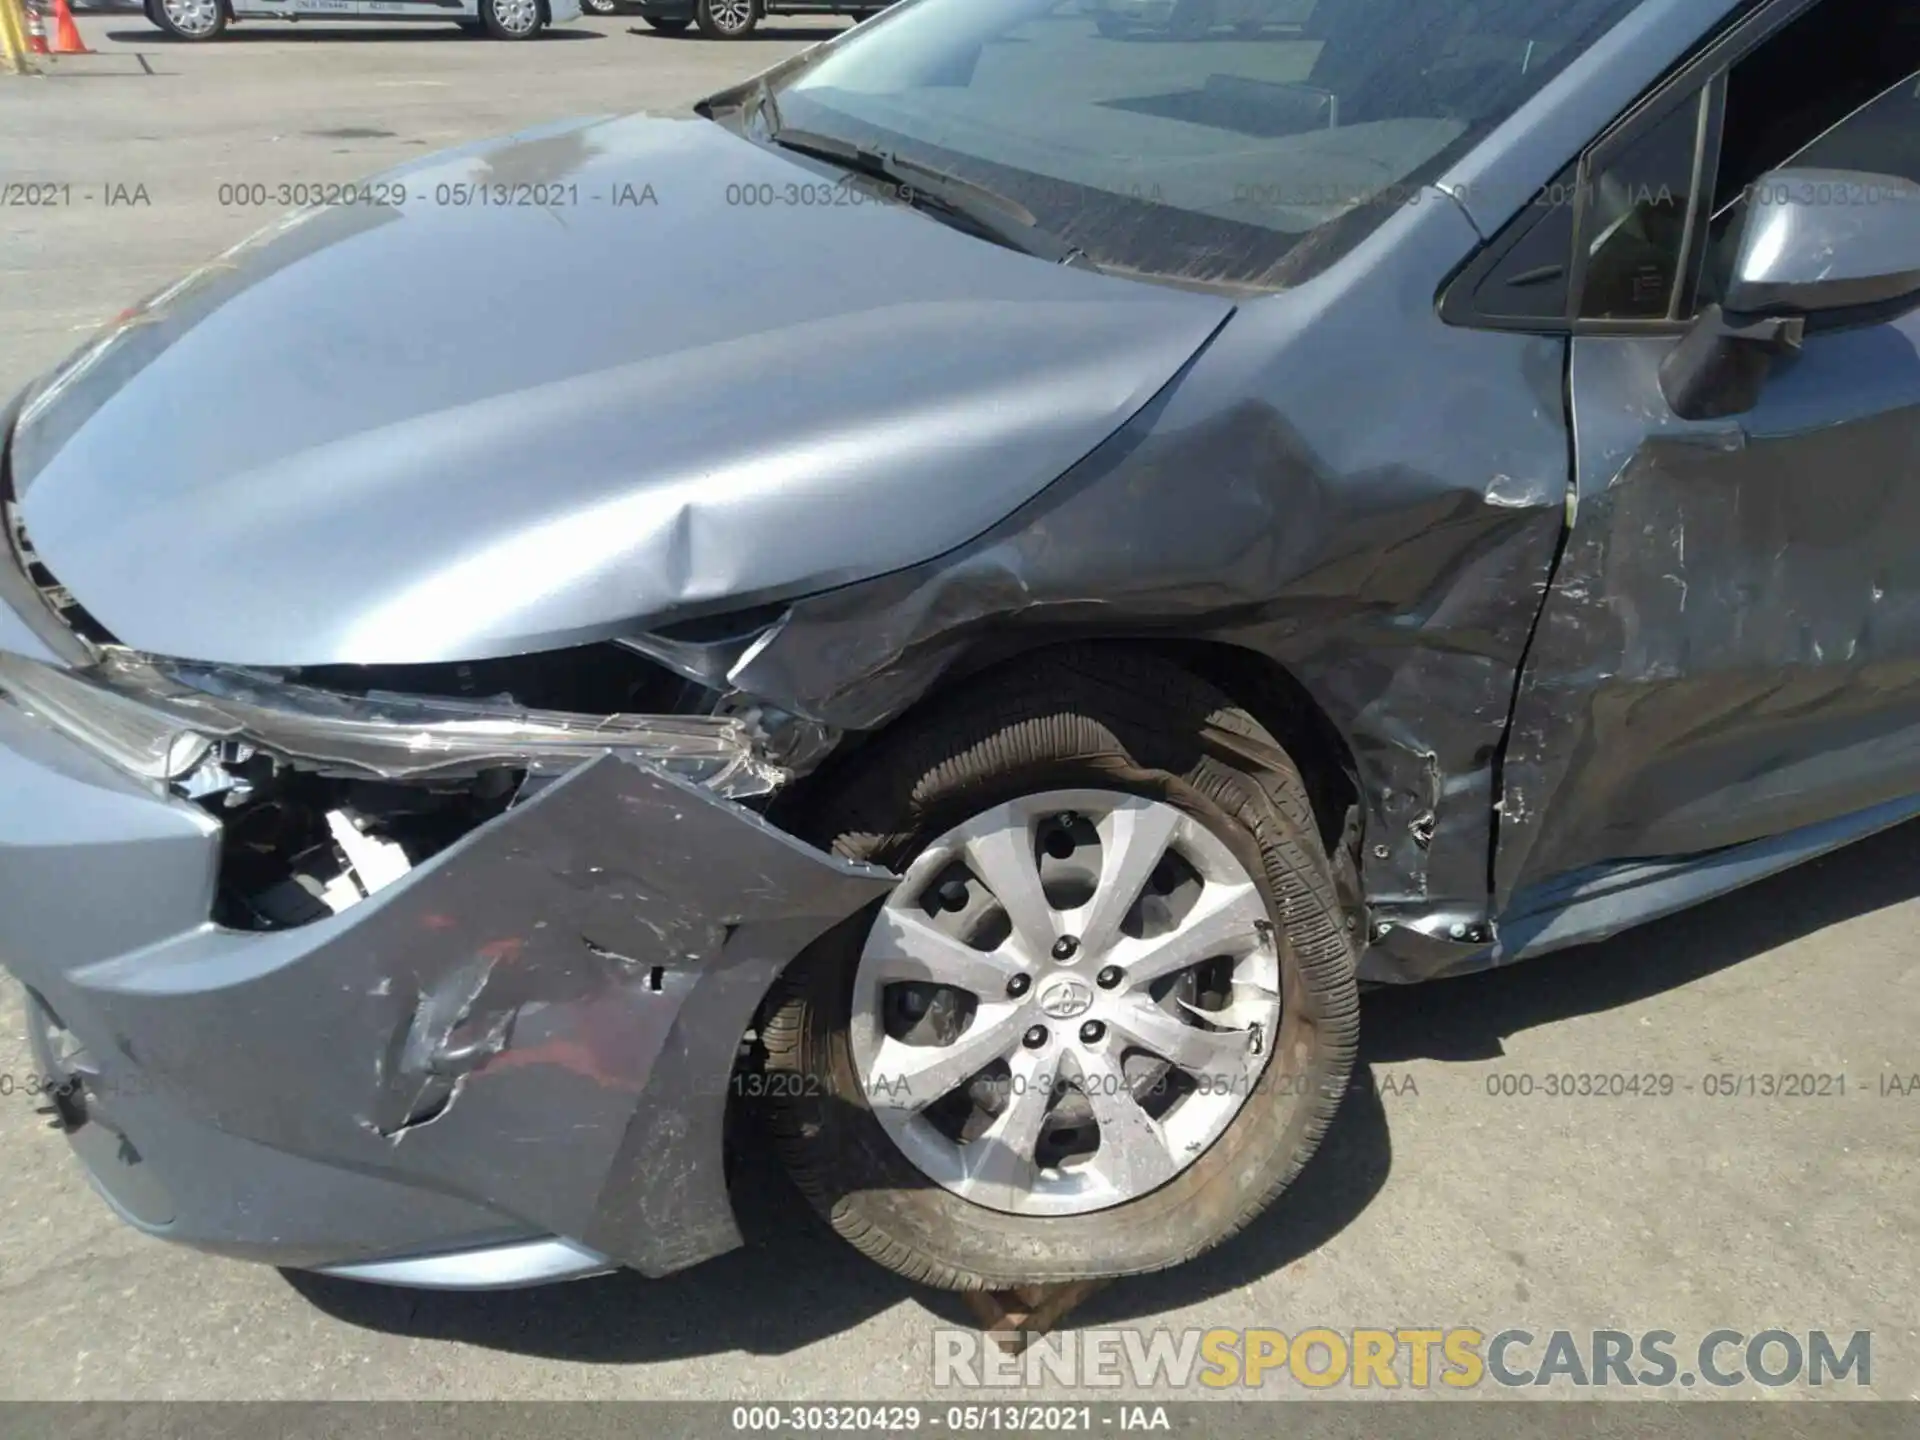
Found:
<box><xmin>643</xmin><ymin>13</ymin><xmax>690</xmax><ymax>28</ymax></box>
<box><xmin>152</xmin><ymin>0</ymin><xmax>225</xmax><ymax>40</ymax></box>
<box><xmin>694</xmin><ymin>0</ymin><xmax>756</xmax><ymax>37</ymax></box>
<box><xmin>762</xmin><ymin>647</ymin><xmax>1360</xmax><ymax>1290</ymax></box>
<box><xmin>581</xmin><ymin>0</ymin><xmax>618</xmax><ymax>13</ymax></box>
<box><xmin>481</xmin><ymin>0</ymin><xmax>542</xmax><ymax>37</ymax></box>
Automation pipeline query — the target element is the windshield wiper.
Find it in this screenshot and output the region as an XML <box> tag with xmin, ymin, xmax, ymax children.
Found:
<box><xmin>766</xmin><ymin>126</ymin><xmax>1101</xmax><ymax>272</ymax></box>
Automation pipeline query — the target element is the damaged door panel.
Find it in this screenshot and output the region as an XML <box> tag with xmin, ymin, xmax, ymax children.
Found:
<box><xmin>1497</xmin><ymin>323</ymin><xmax>1920</xmax><ymax>912</ymax></box>
<box><xmin>1490</xmin><ymin>12</ymin><xmax>1920</xmax><ymax>921</ymax></box>
<box><xmin>67</xmin><ymin>755</ymin><xmax>892</xmax><ymax>1274</ymax></box>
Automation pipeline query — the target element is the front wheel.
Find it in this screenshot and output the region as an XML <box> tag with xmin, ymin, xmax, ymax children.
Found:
<box><xmin>694</xmin><ymin>0</ymin><xmax>757</xmax><ymax>37</ymax></box>
<box><xmin>481</xmin><ymin>0</ymin><xmax>542</xmax><ymax>37</ymax></box>
<box><xmin>152</xmin><ymin>0</ymin><xmax>226</xmax><ymax>39</ymax></box>
<box><xmin>581</xmin><ymin>0</ymin><xmax>619</xmax><ymax>13</ymax></box>
<box><xmin>762</xmin><ymin>648</ymin><xmax>1360</xmax><ymax>1290</ymax></box>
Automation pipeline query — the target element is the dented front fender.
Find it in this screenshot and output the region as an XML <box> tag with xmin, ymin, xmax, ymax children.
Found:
<box><xmin>0</xmin><ymin>717</ymin><xmax>891</xmax><ymax>1275</ymax></box>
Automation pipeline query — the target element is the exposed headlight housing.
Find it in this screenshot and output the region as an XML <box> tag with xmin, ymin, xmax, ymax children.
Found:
<box><xmin>0</xmin><ymin>647</ymin><xmax>790</xmax><ymax>798</ymax></box>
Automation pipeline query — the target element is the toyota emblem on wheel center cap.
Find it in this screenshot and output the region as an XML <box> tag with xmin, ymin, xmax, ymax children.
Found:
<box><xmin>1037</xmin><ymin>974</ymin><xmax>1095</xmax><ymax>1021</ymax></box>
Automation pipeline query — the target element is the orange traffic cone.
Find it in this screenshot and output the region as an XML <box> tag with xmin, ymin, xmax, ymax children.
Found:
<box><xmin>24</xmin><ymin>0</ymin><xmax>48</xmax><ymax>52</ymax></box>
<box><xmin>49</xmin><ymin>0</ymin><xmax>88</xmax><ymax>52</ymax></box>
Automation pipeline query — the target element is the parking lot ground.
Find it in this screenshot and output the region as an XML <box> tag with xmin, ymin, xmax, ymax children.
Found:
<box><xmin>2</xmin><ymin>11</ymin><xmax>1919</xmax><ymax>1408</ymax></box>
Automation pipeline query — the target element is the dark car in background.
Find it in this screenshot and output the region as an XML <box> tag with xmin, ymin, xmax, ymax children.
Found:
<box><xmin>1</xmin><ymin>0</ymin><xmax>1917</xmax><ymax>1294</ymax></box>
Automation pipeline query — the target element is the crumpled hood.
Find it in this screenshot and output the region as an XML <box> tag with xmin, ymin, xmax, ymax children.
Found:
<box><xmin>9</xmin><ymin>115</ymin><xmax>1232</xmax><ymax>668</ymax></box>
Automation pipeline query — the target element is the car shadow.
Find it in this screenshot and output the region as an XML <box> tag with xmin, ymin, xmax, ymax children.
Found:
<box><xmin>283</xmin><ymin>1142</ymin><xmax>927</xmax><ymax>1362</ymax></box>
<box><xmin>285</xmin><ymin>816</ymin><xmax>1920</xmax><ymax>1357</ymax></box>
<box><xmin>632</xmin><ymin>24</ymin><xmax>846</xmax><ymax>40</ymax></box>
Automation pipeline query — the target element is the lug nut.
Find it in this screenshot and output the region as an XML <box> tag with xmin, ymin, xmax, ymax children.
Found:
<box><xmin>1096</xmin><ymin>965</ymin><xmax>1123</xmax><ymax>989</ymax></box>
<box><xmin>1079</xmin><ymin>1020</ymin><xmax>1105</xmax><ymax>1044</ymax></box>
<box><xmin>1023</xmin><ymin>1025</ymin><xmax>1048</xmax><ymax>1049</ymax></box>
<box><xmin>1006</xmin><ymin>973</ymin><xmax>1031</xmax><ymax>999</ymax></box>
<box><xmin>1051</xmin><ymin>936</ymin><xmax>1080</xmax><ymax>961</ymax></box>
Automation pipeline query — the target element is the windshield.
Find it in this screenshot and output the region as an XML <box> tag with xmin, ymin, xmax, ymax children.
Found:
<box><xmin>760</xmin><ymin>0</ymin><xmax>1650</xmax><ymax>289</ymax></box>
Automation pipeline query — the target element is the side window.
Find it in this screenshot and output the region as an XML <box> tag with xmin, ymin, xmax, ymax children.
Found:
<box><xmin>1713</xmin><ymin>5</ymin><xmax>1920</xmax><ymax>209</ymax></box>
<box><xmin>1447</xmin><ymin>1</ymin><xmax>1920</xmax><ymax>332</ymax></box>
<box><xmin>1576</xmin><ymin>92</ymin><xmax>1705</xmax><ymax>322</ymax></box>
<box><xmin>1570</xmin><ymin>0</ymin><xmax>1920</xmax><ymax>324</ymax></box>
<box><xmin>1458</xmin><ymin>165</ymin><xmax>1582</xmax><ymax>325</ymax></box>
<box><xmin>1790</xmin><ymin>75</ymin><xmax>1920</xmax><ymax>180</ymax></box>
<box><xmin>1701</xmin><ymin>3</ymin><xmax>1920</xmax><ymax>306</ymax></box>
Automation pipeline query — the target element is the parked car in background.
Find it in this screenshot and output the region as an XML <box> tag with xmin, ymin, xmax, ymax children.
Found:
<box><xmin>633</xmin><ymin>0</ymin><xmax>885</xmax><ymax>39</ymax></box>
<box><xmin>146</xmin><ymin>0</ymin><xmax>582</xmax><ymax>41</ymax></box>
<box><xmin>3</xmin><ymin>0</ymin><xmax>1917</xmax><ymax>1296</ymax></box>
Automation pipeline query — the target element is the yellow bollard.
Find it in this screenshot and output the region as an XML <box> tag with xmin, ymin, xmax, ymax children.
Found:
<box><xmin>0</xmin><ymin>0</ymin><xmax>42</xmax><ymax>74</ymax></box>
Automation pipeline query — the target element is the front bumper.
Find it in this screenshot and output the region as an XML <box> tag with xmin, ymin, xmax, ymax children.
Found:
<box><xmin>0</xmin><ymin>688</ymin><xmax>889</xmax><ymax>1284</ymax></box>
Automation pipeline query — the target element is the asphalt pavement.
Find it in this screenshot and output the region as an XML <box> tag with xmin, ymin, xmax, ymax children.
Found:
<box><xmin>0</xmin><ymin>10</ymin><xmax>1917</xmax><ymax>1411</ymax></box>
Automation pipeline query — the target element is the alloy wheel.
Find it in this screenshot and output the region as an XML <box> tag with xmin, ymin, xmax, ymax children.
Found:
<box><xmin>162</xmin><ymin>0</ymin><xmax>220</xmax><ymax>35</ymax></box>
<box><xmin>492</xmin><ymin>0</ymin><xmax>540</xmax><ymax>33</ymax></box>
<box><xmin>849</xmin><ymin>789</ymin><xmax>1282</xmax><ymax>1216</ymax></box>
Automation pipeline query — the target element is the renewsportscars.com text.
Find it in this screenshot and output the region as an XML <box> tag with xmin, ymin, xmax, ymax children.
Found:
<box><xmin>933</xmin><ymin>1327</ymin><xmax>1872</xmax><ymax>1391</ymax></box>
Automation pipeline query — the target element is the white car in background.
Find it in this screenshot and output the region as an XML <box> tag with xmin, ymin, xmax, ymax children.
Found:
<box><xmin>147</xmin><ymin>0</ymin><xmax>582</xmax><ymax>41</ymax></box>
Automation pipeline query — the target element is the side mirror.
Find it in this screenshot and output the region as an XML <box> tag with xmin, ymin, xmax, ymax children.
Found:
<box><xmin>1726</xmin><ymin>168</ymin><xmax>1920</xmax><ymax>317</ymax></box>
<box><xmin>1661</xmin><ymin>168</ymin><xmax>1920</xmax><ymax>421</ymax></box>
